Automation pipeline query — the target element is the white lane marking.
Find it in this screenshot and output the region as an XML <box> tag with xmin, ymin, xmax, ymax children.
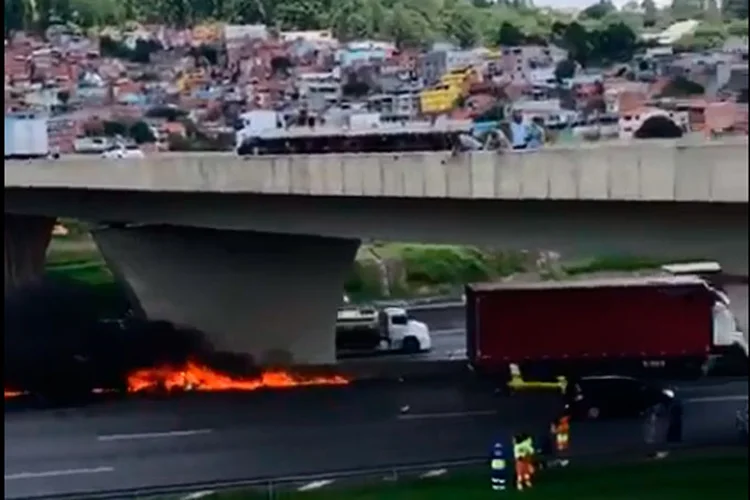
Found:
<box><xmin>676</xmin><ymin>383</ymin><xmax>747</xmax><ymax>392</ymax></box>
<box><xmin>297</xmin><ymin>479</ymin><xmax>335</xmax><ymax>491</ymax></box>
<box><xmin>430</xmin><ymin>328</ymin><xmax>465</xmax><ymax>337</ymax></box>
<box><xmin>421</xmin><ymin>468</ymin><xmax>447</xmax><ymax>478</ymax></box>
<box><xmin>182</xmin><ymin>491</ymin><xmax>215</xmax><ymax>500</ymax></box>
<box><xmin>446</xmin><ymin>348</ymin><xmax>467</xmax><ymax>359</ymax></box>
<box><xmin>97</xmin><ymin>428</ymin><xmax>213</xmax><ymax>442</ymax></box>
<box><xmin>408</xmin><ymin>302</ymin><xmax>464</xmax><ymax>312</ymax></box>
<box><xmin>5</xmin><ymin>466</ymin><xmax>114</xmax><ymax>481</ymax></box>
<box><xmin>686</xmin><ymin>395</ymin><xmax>748</xmax><ymax>403</ymax></box>
<box><xmin>398</xmin><ymin>410</ymin><xmax>497</xmax><ymax>421</ymax></box>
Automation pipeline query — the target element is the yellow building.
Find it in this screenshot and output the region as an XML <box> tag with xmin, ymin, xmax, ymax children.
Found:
<box><xmin>419</xmin><ymin>67</ymin><xmax>477</xmax><ymax>114</ymax></box>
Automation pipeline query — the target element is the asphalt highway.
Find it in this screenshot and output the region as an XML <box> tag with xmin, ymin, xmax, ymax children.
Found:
<box><xmin>4</xmin><ymin>378</ymin><xmax>747</xmax><ymax>499</ymax></box>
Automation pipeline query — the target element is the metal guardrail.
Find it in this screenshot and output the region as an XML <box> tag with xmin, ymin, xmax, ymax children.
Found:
<box><xmin>373</xmin><ymin>296</ymin><xmax>464</xmax><ymax>311</ymax></box>
<box><xmin>378</xmin><ymin>272</ymin><xmax>749</xmax><ymax>312</ymax></box>
<box><xmin>17</xmin><ymin>443</ymin><xmax>746</xmax><ymax>500</ymax></box>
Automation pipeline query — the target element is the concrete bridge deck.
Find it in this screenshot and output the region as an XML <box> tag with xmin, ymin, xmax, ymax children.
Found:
<box><xmin>5</xmin><ymin>138</ymin><xmax>748</xmax><ymax>202</ymax></box>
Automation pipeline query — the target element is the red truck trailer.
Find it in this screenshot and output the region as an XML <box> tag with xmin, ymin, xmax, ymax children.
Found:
<box><xmin>466</xmin><ymin>276</ymin><xmax>717</xmax><ymax>381</ymax></box>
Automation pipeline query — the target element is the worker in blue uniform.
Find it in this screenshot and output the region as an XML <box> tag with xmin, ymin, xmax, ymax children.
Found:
<box><xmin>490</xmin><ymin>439</ymin><xmax>509</xmax><ymax>491</ymax></box>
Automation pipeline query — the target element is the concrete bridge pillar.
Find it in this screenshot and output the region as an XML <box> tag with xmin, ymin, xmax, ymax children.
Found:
<box><xmin>4</xmin><ymin>214</ymin><xmax>55</xmax><ymax>292</ymax></box>
<box><xmin>92</xmin><ymin>225</ymin><xmax>359</xmax><ymax>366</ymax></box>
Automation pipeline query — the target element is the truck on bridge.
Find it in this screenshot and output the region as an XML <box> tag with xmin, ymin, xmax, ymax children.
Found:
<box><xmin>464</xmin><ymin>275</ymin><xmax>746</xmax><ymax>383</ymax></box>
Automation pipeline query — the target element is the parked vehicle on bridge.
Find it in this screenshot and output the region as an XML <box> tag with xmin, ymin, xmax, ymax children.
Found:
<box><xmin>101</xmin><ymin>144</ymin><xmax>145</xmax><ymax>159</ymax></box>
<box><xmin>335</xmin><ymin>306</ymin><xmax>431</xmax><ymax>356</ymax></box>
<box><xmin>464</xmin><ymin>276</ymin><xmax>746</xmax><ymax>383</ymax></box>
<box><xmin>4</xmin><ymin>112</ymin><xmax>54</xmax><ymax>159</ymax></box>
<box><xmin>74</xmin><ymin>136</ymin><xmax>112</xmax><ymax>154</ymax></box>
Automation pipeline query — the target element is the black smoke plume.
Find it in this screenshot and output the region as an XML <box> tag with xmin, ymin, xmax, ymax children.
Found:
<box><xmin>4</xmin><ymin>276</ymin><xmax>253</xmax><ymax>404</ymax></box>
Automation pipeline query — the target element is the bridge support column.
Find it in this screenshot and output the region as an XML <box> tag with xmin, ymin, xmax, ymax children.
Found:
<box><xmin>92</xmin><ymin>225</ymin><xmax>359</xmax><ymax>366</ymax></box>
<box><xmin>4</xmin><ymin>214</ymin><xmax>55</xmax><ymax>292</ymax></box>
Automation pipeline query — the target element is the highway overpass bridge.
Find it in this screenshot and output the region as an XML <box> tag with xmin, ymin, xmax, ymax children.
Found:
<box><xmin>4</xmin><ymin>139</ymin><xmax>749</xmax><ymax>366</ymax></box>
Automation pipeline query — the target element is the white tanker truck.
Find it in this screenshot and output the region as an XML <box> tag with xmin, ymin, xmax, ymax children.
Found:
<box><xmin>335</xmin><ymin>306</ymin><xmax>432</xmax><ymax>356</ymax></box>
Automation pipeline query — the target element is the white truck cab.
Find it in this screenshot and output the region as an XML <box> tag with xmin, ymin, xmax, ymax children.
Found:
<box><xmin>235</xmin><ymin>110</ymin><xmax>283</xmax><ymax>154</ymax></box>
<box><xmin>335</xmin><ymin>306</ymin><xmax>431</xmax><ymax>354</ymax></box>
<box><xmin>712</xmin><ymin>295</ymin><xmax>747</xmax><ymax>356</ymax></box>
<box><xmin>662</xmin><ymin>261</ymin><xmax>747</xmax><ymax>358</ymax></box>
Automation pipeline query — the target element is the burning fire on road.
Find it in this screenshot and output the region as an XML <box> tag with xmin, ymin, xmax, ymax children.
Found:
<box><xmin>126</xmin><ymin>360</ymin><xmax>348</xmax><ymax>393</ymax></box>
<box><xmin>5</xmin><ymin>362</ymin><xmax>349</xmax><ymax>399</ymax></box>
<box><xmin>4</xmin><ymin>278</ymin><xmax>349</xmax><ymax>403</ymax></box>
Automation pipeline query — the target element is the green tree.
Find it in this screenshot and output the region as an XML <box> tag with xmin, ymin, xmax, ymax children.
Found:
<box><xmin>641</xmin><ymin>0</ymin><xmax>658</xmax><ymax>27</ymax></box>
<box><xmin>658</xmin><ymin>76</ymin><xmax>705</xmax><ymax>97</ymax></box>
<box><xmin>554</xmin><ymin>58</ymin><xmax>576</xmax><ymax>81</ymax></box>
<box><xmin>5</xmin><ymin>0</ymin><xmax>27</xmax><ymax>35</ymax></box>
<box><xmin>722</xmin><ymin>0</ymin><xmax>749</xmax><ymax>19</ymax></box>
<box><xmin>330</xmin><ymin>0</ymin><xmax>381</xmax><ymax>41</ymax></box>
<box><xmin>592</xmin><ymin>21</ymin><xmax>638</xmax><ymax>64</ymax></box>
<box><xmin>670</xmin><ymin>0</ymin><xmax>703</xmax><ymax>21</ymax></box>
<box><xmin>0</xmin><ymin>0</ymin><xmax>679</xmax><ymax>51</ymax></box>
<box><xmin>727</xmin><ymin>18</ymin><xmax>749</xmax><ymax>36</ymax></box>
<box><xmin>69</xmin><ymin>0</ymin><xmax>121</xmax><ymax>28</ymax></box>
<box><xmin>442</xmin><ymin>1</ymin><xmax>480</xmax><ymax>48</ymax></box>
<box><xmin>560</xmin><ymin>21</ymin><xmax>591</xmax><ymax>66</ymax></box>
<box><xmin>274</xmin><ymin>0</ymin><xmax>327</xmax><ymax>30</ymax></box>
<box><xmin>103</xmin><ymin>120</ymin><xmax>128</xmax><ymax>137</ymax></box>
<box><xmin>154</xmin><ymin>0</ymin><xmax>193</xmax><ymax>28</ymax></box>
<box><xmin>704</xmin><ymin>0</ymin><xmax>721</xmax><ymax>22</ymax></box>
<box><xmin>129</xmin><ymin>121</ymin><xmax>156</xmax><ymax>144</ymax></box>
<box><xmin>385</xmin><ymin>2</ymin><xmax>432</xmax><ymax>49</ymax></box>
<box><xmin>495</xmin><ymin>21</ymin><xmax>525</xmax><ymax>46</ymax></box>
<box><xmin>581</xmin><ymin>0</ymin><xmax>616</xmax><ymax>21</ymax></box>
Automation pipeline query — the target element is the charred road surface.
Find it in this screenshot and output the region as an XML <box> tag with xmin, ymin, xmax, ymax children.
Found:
<box><xmin>4</xmin><ymin>378</ymin><xmax>747</xmax><ymax>499</ymax></box>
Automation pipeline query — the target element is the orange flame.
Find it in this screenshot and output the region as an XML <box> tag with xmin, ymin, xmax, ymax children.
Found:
<box><xmin>4</xmin><ymin>361</ymin><xmax>349</xmax><ymax>399</ymax></box>
<box><xmin>126</xmin><ymin>360</ymin><xmax>349</xmax><ymax>393</ymax></box>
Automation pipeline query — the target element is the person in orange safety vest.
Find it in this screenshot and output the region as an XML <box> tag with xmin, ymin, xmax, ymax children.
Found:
<box><xmin>554</xmin><ymin>415</ymin><xmax>570</xmax><ymax>453</ymax></box>
<box><xmin>548</xmin><ymin>414</ymin><xmax>570</xmax><ymax>467</ymax></box>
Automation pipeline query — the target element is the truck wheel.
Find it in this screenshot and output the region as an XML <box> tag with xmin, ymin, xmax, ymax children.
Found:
<box><xmin>402</xmin><ymin>337</ymin><xmax>420</xmax><ymax>354</ymax></box>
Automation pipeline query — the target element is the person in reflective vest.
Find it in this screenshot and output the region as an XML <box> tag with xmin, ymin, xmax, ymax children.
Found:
<box><xmin>490</xmin><ymin>440</ymin><xmax>508</xmax><ymax>491</ymax></box>
<box><xmin>555</xmin><ymin>415</ymin><xmax>570</xmax><ymax>453</ymax></box>
<box><xmin>513</xmin><ymin>434</ymin><xmax>535</xmax><ymax>490</ymax></box>
<box><xmin>549</xmin><ymin>414</ymin><xmax>571</xmax><ymax>467</ymax></box>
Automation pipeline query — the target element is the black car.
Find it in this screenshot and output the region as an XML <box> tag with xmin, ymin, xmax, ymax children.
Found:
<box><xmin>563</xmin><ymin>375</ymin><xmax>676</xmax><ymax>420</ymax></box>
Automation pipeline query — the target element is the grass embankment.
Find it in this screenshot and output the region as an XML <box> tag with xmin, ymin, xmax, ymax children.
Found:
<box><xmin>202</xmin><ymin>455</ymin><xmax>749</xmax><ymax>500</ymax></box>
<box><xmin>346</xmin><ymin>244</ymin><xmax>696</xmax><ymax>301</ymax></box>
<box><xmin>45</xmin><ymin>230</ymin><xmax>131</xmax><ymax>316</ymax></box>
<box><xmin>46</xmin><ymin>220</ymin><xmax>698</xmax><ymax>307</ymax></box>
